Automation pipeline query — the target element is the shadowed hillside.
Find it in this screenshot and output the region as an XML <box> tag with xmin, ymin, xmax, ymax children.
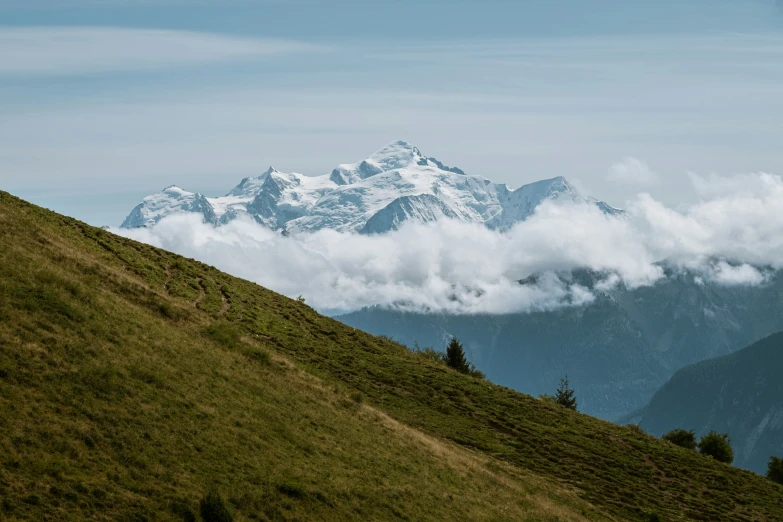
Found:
<box><xmin>1</xmin><ymin>191</ymin><xmax>782</xmax><ymax>521</ymax></box>
<box><xmin>629</xmin><ymin>332</ymin><xmax>783</xmax><ymax>474</ymax></box>
<box><xmin>338</xmin><ymin>269</ymin><xmax>783</xmax><ymax>420</ymax></box>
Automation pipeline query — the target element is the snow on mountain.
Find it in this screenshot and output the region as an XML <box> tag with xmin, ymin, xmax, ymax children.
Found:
<box><xmin>121</xmin><ymin>140</ymin><xmax>621</xmax><ymax>233</ymax></box>
<box><xmin>239</xmin><ymin>167</ymin><xmax>337</xmax><ymax>230</ymax></box>
<box><xmin>121</xmin><ymin>185</ymin><xmax>218</xmax><ymax>228</ymax></box>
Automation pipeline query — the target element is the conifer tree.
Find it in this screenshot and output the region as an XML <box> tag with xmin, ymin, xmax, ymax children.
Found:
<box><xmin>555</xmin><ymin>375</ymin><xmax>577</xmax><ymax>410</ymax></box>
<box><xmin>767</xmin><ymin>456</ymin><xmax>783</xmax><ymax>485</ymax></box>
<box><xmin>444</xmin><ymin>336</ymin><xmax>470</xmax><ymax>374</ymax></box>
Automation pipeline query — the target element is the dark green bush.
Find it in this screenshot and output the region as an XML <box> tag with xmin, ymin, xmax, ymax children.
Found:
<box><xmin>662</xmin><ymin>428</ymin><xmax>697</xmax><ymax>450</ymax></box>
<box><xmin>767</xmin><ymin>456</ymin><xmax>783</xmax><ymax>485</ymax></box>
<box><xmin>698</xmin><ymin>431</ymin><xmax>733</xmax><ymax>464</ymax></box>
<box><xmin>199</xmin><ymin>491</ymin><xmax>233</xmax><ymax>522</ymax></box>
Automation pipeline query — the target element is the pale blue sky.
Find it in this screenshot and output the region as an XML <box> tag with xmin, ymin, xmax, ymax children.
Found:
<box><xmin>1</xmin><ymin>0</ymin><xmax>782</xmax><ymax>225</ymax></box>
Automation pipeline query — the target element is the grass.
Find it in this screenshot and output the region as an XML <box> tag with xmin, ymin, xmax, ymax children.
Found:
<box><xmin>0</xmin><ymin>190</ymin><xmax>782</xmax><ymax>521</ymax></box>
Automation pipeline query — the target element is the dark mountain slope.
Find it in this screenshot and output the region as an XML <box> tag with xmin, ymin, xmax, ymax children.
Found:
<box><xmin>338</xmin><ymin>271</ymin><xmax>783</xmax><ymax>420</ymax></box>
<box><xmin>631</xmin><ymin>331</ymin><xmax>783</xmax><ymax>474</ymax></box>
<box><xmin>1</xmin><ymin>191</ymin><xmax>782</xmax><ymax>521</ymax></box>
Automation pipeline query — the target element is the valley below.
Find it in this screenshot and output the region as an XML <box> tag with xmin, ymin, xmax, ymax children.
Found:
<box><xmin>338</xmin><ymin>269</ymin><xmax>783</xmax><ymax>421</ymax></box>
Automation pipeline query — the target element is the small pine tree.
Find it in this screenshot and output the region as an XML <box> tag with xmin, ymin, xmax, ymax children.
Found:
<box><xmin>199</xmin><ymin>491</ymin><xmax>233</xmax><ymax>522</ymax></box>
<box><xmin>697</xmin><ymin>431</ymin><xmax>734</xmax><ymax>464</ymax></box>
<box><xmin>767</xmin><ymin>456</ymin><xmax>783</xmax><ymax>485</ymax></box>
<box><xmin>555</xmin><ymin>375</ymin><xmax>577</xmax><ymax>410</ymax></box>
<box><xmin>444</xmin><ymin>337</ymin><xmax>470</xmax><ymax>374</ymax></box>
<box><xmin>662</xmin><ymin>428</ymin><xmax>697</xmax><ymax>450</ymax></box>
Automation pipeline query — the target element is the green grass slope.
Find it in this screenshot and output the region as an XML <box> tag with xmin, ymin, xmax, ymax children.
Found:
<box><xmin>0</xmin><ymin>191</ymin><xmax>781</xmax><ymax>521</ymax></box>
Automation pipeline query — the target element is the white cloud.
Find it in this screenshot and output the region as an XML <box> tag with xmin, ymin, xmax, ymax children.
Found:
<box><xmin>607</xmin><ymin>157</ymin><xmax>658</xmax><ymax>186</ymax></box>
<box><xmin>114</xmin><ymin>171</ymin><xmax>783</xmax><ymax>314</ymax></box>
<box><xmin>707</xmin><ymin>261</ymin><xmax>766</xmax><ymax>286</ymax></box>
<box><xmin>687</xmin><ymin>171</ymin><xmax>783</xmax><ymax>200</ymax></box>
<box><xmin>0</xmin><ymin>26</ymin><xmax>320</xmax><ymax>76</ymax></box>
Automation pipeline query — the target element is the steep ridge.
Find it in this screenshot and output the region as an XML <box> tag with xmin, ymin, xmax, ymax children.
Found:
<box><xmin>120</xmin><ymin>140</ymin><xmax>620</xmax><ymax>234</ymax></box>
<box><xmin>359</xmin><ymin>194</ymin><xmax>461</xmax><ymax>234</ymax></box>
<box><xmin>2</xmin><ymin>191</ymin><xmax>782</xmax><ymax>521</ymax></box>
<box><xmin>628</xmin><ymin>332</ymin><xmax>783</xmax><ymax>474</ymax></box>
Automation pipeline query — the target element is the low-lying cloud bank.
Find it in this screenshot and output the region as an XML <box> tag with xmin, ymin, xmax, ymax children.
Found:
<box><xmin>115</xmin><ymin>172</ymin><xmax>783</xmax><ymax>315</ymax></box>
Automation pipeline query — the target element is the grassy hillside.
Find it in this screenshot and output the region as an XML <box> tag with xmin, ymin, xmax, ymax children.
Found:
<box><xmin>633</xmin><ymin>331</ymin><xmax>783</xmax><ymax>474</ymax></box>
<box><xmin>0</xmin><ymin>191</ymin><xmax>782</xmax><ymax>521</ymax></box>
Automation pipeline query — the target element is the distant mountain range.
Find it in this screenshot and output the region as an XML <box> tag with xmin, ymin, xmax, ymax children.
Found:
<box><xmin>622</xmin><ymin>331</ymin><xmax>783</xmax><ymax>474</ymax></box>
<box><xmin>121</xmin><ymin>140</ymin><xmax>621</xmax><ymax>232</ymax></box>
<box><xmin>338</xmin><ymin>268</ymin><xmax>783</xmax><ymax>421</ymax></box>
<box><xmin>120</xmin><ymin>140</ymin><xmax>783</xmax><ymax>431</ymax></box>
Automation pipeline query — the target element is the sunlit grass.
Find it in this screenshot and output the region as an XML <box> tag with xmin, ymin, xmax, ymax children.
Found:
<box><xmin>0</xmin><ymin>190</ymin><xmax>781</xmax><ymax>521</ymax></box>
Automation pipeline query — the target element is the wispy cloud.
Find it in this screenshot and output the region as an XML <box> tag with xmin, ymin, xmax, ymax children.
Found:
<box><xmin>0</xmin><ymin>26</ymin><xmax>321</xmax><ymax>76</ymax></box>
<box><xmin>4</xmin><ymin>30</ymin><xmax>783</xmax><ymax>226</ymax></box>
<box><xmin>607</xmin><ymin>157</ymin><xmax>658</xmax><ymax>187</ymax></box>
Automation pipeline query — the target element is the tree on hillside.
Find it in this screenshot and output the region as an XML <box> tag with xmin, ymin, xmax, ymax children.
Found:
<box><xmin>445</xmin><ymin>337</ymin><xmax>471</xmax><ymax>374</ymax></box>
<box><xmin>698</xmin><ymin>431</ymin><xmax>734</xmax><ymax>464</ymax></box>
<box><xmin>662</xmin><ymin>428</ymin><xmax>697</xmax><ymax>450</ymax></box>
<box><xmin>555</xmin><ymin>375</ymin><xmax>577</xmax><ymax>411</ymax></box>
<box><xmin>767</xmin><ymin>456</ymin><xmax>783</xmax><ymax>485</ymax></box>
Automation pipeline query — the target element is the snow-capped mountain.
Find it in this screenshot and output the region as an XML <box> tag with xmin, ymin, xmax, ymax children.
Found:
<box><xmin>121</xmin><ymin>140</ymin><xmax>621</xmax><ymax>233</ymax></box>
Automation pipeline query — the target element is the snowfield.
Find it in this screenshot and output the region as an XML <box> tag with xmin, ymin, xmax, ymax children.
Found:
<box><xmin>121</xmin><ymin>140</ymin><xmax>621</xmax><ymax>233</ymax></box>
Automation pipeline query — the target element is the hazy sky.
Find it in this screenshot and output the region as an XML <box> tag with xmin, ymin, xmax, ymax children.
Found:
<box><xmin>1</xmin><ymin>0</ymin><xmax>783</xmax><ymax>225</ymax></box>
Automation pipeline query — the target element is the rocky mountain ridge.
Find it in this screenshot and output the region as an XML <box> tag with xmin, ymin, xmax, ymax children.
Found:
<box><xmin>121</xmin><ymin>140</ymin><xmax>621</xmax><ymax>233</ymax></box>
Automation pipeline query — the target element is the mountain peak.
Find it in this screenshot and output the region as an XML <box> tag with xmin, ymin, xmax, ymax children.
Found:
<box><xmin>161</xmin><ymin>185</ymin><xmax>189</xmax><ymax>196</ymax></box>
<box><xmin>541</xmin><ymin>175</ymin><xmax>569</xmax><ymax>186</ymax></box>
<box><xmin>379</xmin><ymin>139</ymin><xmax>419</xmax><ymax>152</ymax></box>
<box><xmin>366</xmin><ymin>140</ymin><xmax>423</xmax><ymax>169</ymax></box>
<box><xmin>519</xmin><ymin>176</ymin><xmax>579</xmax><ymax>196</ymax></box>
<box><xmin>123</xmin><ymin>147</ymin><xmax>620</xmax><ymax>230</ymax></box>
<box><xmin>373</xmin><ymin>140</ymin><xmax>469</xmax><ymax>175</ymax></box>
<box><xmin>329</xmin><ymin>140</ymin><xmax>423</xmax><ymax>185</ymax></box>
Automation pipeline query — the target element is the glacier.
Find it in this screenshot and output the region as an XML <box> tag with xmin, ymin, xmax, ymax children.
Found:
<box><xmin>121</xmin><ymin>140</ymin><xmax>621</xmax><ymax>233</ymax></box>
